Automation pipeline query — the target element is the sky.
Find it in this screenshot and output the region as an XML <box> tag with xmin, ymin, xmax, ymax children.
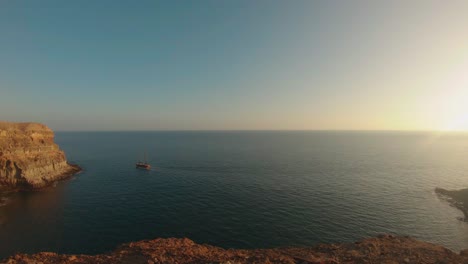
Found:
<box><xmin>1</xmin><ymin>0</ymin><xmax>468</xmax><ymax>131</ymax></box>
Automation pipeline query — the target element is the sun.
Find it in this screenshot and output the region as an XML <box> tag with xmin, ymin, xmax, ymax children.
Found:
<box><xmin>441</xmin><ymin>117</ymin><xmax>468</xmax><ymax>131</ymax></box>
<box><xmin>436</xmin><ymin>100</ymin><xmax>468</xmax><ymax>131</ymax></box>
<box><xmin>430</xmin><ymin>85</ymin><xmax>468</xmax><ymax>131</ymax></box>
<box><xmin>433</xmin><ymin>58</ymin><xmax>468</xmax><ymax>132</ymax></box>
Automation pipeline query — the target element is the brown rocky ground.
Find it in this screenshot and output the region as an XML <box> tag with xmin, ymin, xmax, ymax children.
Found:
<box><xmin>3</xmin><ymin>235</ymin><xmax>468</xmax><ymax>264</ymax></box>
<box><xmin>0</xmin><ymin>121</ymin><xmax>80</xmax><ymax>189</ymax></box>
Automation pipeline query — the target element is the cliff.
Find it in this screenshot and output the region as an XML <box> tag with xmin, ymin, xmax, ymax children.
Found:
<box><xmin>0</xmin><ymin>121</ymin><xmax>80</xmax><ymax>189</ymax></box>
<box><xmin>3</xmin><ymin>235</ymin><xmax>468</xmax><ymax>264</ymax></box>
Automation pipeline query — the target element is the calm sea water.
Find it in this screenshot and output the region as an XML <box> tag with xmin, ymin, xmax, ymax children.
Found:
<box><xmin>1</xmin><ymin>131</ymin><xmax>468</xmax><ymax>258</ymax></box>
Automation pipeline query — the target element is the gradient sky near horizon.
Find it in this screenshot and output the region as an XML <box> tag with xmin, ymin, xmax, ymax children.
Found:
<box><xmin>1</xmin><ymin>1</ymin><xmax>468</xmax><ymax>131</ymax></box>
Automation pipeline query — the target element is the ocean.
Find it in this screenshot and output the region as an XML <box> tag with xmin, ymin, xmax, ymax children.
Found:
<box><xmin>1</xmin><ymin>131</ymin><xmax>468</xmax><ymax>258</ymax></box>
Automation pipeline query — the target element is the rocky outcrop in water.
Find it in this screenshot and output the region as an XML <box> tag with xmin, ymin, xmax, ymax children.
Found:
<box><xmin>435</xmin><ymin>187</ymin><xmax>468</xmax><ymax>221</ymax></box>
<box><xmin>0</xmin><ymin>121</ymin><xmax>80</xmax><ymax>189</ymax></box>
<box><xmin>2</xmin><ymin>235</ymin><xmax>467</xmax><ymax>264</ymax></box>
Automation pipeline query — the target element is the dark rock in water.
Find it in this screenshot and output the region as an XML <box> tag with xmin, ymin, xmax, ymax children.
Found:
<box><xmin>3</xmin><ymin>235</ymin><xmax>468</xmax><ymax>264</ymax></box>
<box><xmin>0</xmin><ymin>121</ymin><xmax>81</xmax><ymax>189</ymax></box>
<box><xmin>435</xmin><ymin>187</ymin><xmax>468</xmax><ymax>221</ymax></box>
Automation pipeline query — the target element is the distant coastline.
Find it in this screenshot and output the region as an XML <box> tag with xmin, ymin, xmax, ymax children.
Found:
<box><xmin>435</xmin><ymin>187</ymin><xmax>468</xmax><ymax>221</ymax></box>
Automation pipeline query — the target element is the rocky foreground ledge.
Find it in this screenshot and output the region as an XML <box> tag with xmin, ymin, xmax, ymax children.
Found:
<box><xmin>0</xmin><ymin>121</ymin><xmax>80</xmax><ymax>189</ymax></box>
<box><xmin>3</xmin><ymin>235</ymin><xmax>468</xmax><ymax>264</ymax></box>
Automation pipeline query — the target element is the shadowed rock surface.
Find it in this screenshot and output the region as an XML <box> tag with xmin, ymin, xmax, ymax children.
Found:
<box><xmin>0</xmin><ymin>121</ymin><xmax>80</xmax><ymax>189</ymax></box>
<box><xmin>3</xmin><ymin>235</ymin><xmax>468</xmax><ymax>264</ymax></box>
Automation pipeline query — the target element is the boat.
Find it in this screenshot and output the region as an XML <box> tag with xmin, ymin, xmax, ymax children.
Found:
<box><xmin>136</xmin><ymin>161</ymin><xmax>151</xmax><ymax>170</ymax></box>
<box><xmin>136</xmin><ymin>152</ymin><xmax>151</xmax><ymax>170</ymax></box>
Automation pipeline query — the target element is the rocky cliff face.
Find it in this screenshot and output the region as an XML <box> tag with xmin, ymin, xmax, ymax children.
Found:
<box><xmin>3</xmin><ymin>235</ymin><xmax>468</xmax><ymax>264</ymax></box>
<box><xmin>0</xmin><ymin>121</ymin><xmax>80</xmax><ymax>189</ymax></box>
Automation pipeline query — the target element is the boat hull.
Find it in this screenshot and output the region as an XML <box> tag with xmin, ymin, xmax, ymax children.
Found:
<box><xmin>136</xmin><ymin>163</ymin><xmax>151</xmax><ymax>170</ymax></box>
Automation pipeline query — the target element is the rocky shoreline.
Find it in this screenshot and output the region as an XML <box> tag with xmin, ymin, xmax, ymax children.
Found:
<box><xmin>0</xmin><ymin>121</ymin><xmax>81</xmax><ymax>190</ymax></box>
<box><xmin>3</xmin><ymin>235</ymin><xmax>468</xmax><ymax>264</ymax></box>
<box><xmin>435</xmin><ymin>187</ymin><xmax>468</xmax><ymax>221</ymax></box>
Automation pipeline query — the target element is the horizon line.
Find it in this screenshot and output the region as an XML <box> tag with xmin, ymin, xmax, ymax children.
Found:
<box><xmin>55</xmin><ymin>129</ymin><xmax>468</xmax><ymax>133</ymax></box>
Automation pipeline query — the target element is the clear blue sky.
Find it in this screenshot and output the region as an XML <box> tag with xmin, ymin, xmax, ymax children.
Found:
<box><xmin>1</xmin><ymin>1</ymin><xmax>468</xmax><ymax>131</ymax></box>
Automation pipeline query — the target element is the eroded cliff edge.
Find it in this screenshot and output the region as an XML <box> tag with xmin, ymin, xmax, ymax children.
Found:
<box><xmin>0</xmin><ymin>121</ymin><xmax>80</xmax><ymax>189</ymax></box>
<box><xmin>3</xmin><ymin>235</ymin><xmax>468</xmax><ymax>264</ymax></box>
